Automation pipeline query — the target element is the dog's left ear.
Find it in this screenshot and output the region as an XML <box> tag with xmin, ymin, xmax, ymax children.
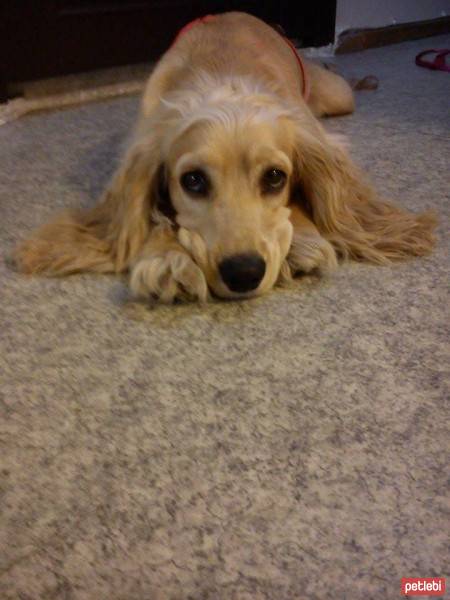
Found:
<box><xmin>291</xmin><ymin>122</ymin><xmax>436</xmax><ymax>263</ymax></box>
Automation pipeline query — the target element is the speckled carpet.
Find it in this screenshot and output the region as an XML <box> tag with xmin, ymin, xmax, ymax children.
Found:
<box><xmin>1</xmin><ymin>35</ymin><xmax>449</xmax><ymax>600</ymax></box>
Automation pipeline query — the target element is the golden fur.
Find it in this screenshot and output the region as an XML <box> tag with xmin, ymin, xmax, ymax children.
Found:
<box><xmin>14</xmin><ymin>12</ymin><xmax>436</xmax><ymax>302</ymax></box>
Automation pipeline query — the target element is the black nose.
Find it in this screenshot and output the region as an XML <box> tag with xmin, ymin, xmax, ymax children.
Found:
<box><xmin>219</xmin><ymin>253</ymin><xmax>266</xmax><ymax>293</ymax></box>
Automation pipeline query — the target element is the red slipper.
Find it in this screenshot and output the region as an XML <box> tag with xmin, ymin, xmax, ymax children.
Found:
<box><xmin>415</xmin><ymin>49</ymin><xmax>450</xmax><ymax>73</ymax></box>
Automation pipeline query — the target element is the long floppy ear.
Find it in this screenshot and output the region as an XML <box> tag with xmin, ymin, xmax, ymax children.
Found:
<box><xmin>13</xmin><ymin>136</ymin><xmax>162</xmax><ymax>276</ymax></box>
<box><xmin>292</xmin><ymin>122</ymin><xmax>437</xmax><ymax>264</ymax></box>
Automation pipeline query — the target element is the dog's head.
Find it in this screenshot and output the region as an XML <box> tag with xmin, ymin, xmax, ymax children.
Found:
<box><xmin>160</xmin><ymin>91</ymin><xmax>300</xmax><ymax>297</ymax></box>
<box><xmin>108</xmin><ymin>78</ymin><xmax>333</xmax><ymax>298</ymax></box>
<box><xmin>130</xmin><ymin>77</ymin><xmax>315</xmax><ymax>299</ymax></box>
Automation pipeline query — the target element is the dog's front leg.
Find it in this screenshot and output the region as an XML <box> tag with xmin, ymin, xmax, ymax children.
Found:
<box><xmin>129</xmin><ymin>225</ymin><xmax>209</xmax><ymax>303</ymax></box>
<box><xmin>287</xmin><ymin>203</ymin><xmax>338</xmax><ymax>274</ymax></box>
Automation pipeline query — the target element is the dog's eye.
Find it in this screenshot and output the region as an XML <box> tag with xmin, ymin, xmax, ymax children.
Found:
<box><xmin>261</xmin><ymin>168</ymin><xmax>287</xmax><ymax>194</ymax></box>
<box><xmin>180</xmin><ymin>170</ymin><xmax>209</xmax><ymax>196</ymax></box>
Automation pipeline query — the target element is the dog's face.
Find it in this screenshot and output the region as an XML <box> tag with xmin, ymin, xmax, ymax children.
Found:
<box><xmin>164</xmin><ymin>115</ymin><xmax>294</xmax><ymax>298</ymax></box>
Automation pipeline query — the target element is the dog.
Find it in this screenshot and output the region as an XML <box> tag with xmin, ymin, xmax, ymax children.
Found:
<box><xmin>13</xmin><ymin>12</ymin><xmax>436</xmax><ymax>302</ymax></box>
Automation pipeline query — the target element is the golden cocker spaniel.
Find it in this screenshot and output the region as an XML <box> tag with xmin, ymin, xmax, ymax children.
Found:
<box><xmin>14</xmin><ymin>12</ymin><xmax>436</xmax><ymax>302</ymax></box>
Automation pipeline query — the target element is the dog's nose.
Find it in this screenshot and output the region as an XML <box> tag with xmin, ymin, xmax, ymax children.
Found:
<box><xmin>219</xmin><ymin>253</ymin><xmax>266</xmax><ymax>293</ymax></box>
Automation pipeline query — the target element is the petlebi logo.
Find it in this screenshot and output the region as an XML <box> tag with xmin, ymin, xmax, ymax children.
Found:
<box><xmin>401</xmin><ymin>577</ymin><xmax>446</xmax><ymax>596</ymax></box>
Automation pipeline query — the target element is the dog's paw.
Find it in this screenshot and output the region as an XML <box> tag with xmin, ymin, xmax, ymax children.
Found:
<box><xmin>288</xmin><ymin>232</ymin><xmax>338</xmax><ymax>274</ymax></box>
<box><xmin>177</xmin><ymin>228</ymin><xmax>209</xmax><ymax>270</ymax></box>
<box><xmin>276</xmin><ymin>216</ymin><xmax>294</xmax><ymax>263</ymax></box>
<box><xmin>130</xmin><ymin>250</ymin><xmax>209</xmax><ymax>303</ymax></box>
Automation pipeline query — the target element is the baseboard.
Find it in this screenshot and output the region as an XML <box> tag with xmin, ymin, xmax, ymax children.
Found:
<box><xmin>336</xmin><ymin>16</ymin><xmax>450</xmax><ymax>54</ymax></box>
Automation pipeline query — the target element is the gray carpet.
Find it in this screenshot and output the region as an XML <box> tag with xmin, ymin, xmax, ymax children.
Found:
<box><xmin>1</xmin><ymin>35</ymin><xmax>449</xmax><ymax>600</ymax></box>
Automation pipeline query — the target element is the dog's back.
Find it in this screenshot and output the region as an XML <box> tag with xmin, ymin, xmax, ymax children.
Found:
<box><xmin>141</xmin><ymin>11</ymin><xmax>354</xmax><ymax>118</ymax></box>
<box><xmin>141</xmin><ymin>12</ymin><xmax>306</xmax><ymax>114</ymax></box>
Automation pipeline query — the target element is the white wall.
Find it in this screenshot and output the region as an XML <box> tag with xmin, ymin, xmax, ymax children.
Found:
<box><xmin>335</xmin><ymin>0</ymin><xmax>450</xmax><ymax>36</ymax></box>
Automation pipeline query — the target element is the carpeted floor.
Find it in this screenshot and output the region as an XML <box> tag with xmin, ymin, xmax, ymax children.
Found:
<box><xmin>1</xmin><ymin>35</ymin><xmax>449</xmax><ymax>600</ymax></box>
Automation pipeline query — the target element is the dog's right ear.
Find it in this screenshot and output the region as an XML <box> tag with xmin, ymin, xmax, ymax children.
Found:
<box><xmin>100</xmin><ymin>137</ymin><xmax>163</xmax><ymax>270</ymax></box>
<box><xmin>13</xmin><ymin>135</ymin><xmax>163</xmax><ymax>276</ymax></box>
<box><xmin>154</xmin><ymin>165</ymin><xmax>177</xmax><ymax>225</ymax></box>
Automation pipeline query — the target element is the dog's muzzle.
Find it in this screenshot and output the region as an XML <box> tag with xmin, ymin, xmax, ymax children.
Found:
<box><xmin>218</xmin><ymin>253</ymin><xmax>266</xmax><ymax>293</ymax></box>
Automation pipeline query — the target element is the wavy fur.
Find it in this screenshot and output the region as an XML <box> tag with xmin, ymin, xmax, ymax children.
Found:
<box><xmin>13</xmin><ymin>11</ymin><xmax>436</xmax><ymax>302</ymax></box>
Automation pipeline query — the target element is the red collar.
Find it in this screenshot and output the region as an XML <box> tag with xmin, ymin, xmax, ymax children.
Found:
<box><xmin>279</xmin><ymin>35</ymin><xmax>310</xmax><ymax>101</ymax></box>
<box><xmin>172</xmin><ymin>15</ymin><xmax>217</xmax><ymax>45</ymax></box>
<box><xmin>171</xmin><ymin>15</ymin><xmax>310</xmax><ymax>101</ymax></box>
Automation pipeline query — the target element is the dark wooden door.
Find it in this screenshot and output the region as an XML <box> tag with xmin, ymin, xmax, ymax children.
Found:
<box><xmin>1</xmin><ymin>1</ymin><xmax>336</xmax><ymax>100</ymax></box>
